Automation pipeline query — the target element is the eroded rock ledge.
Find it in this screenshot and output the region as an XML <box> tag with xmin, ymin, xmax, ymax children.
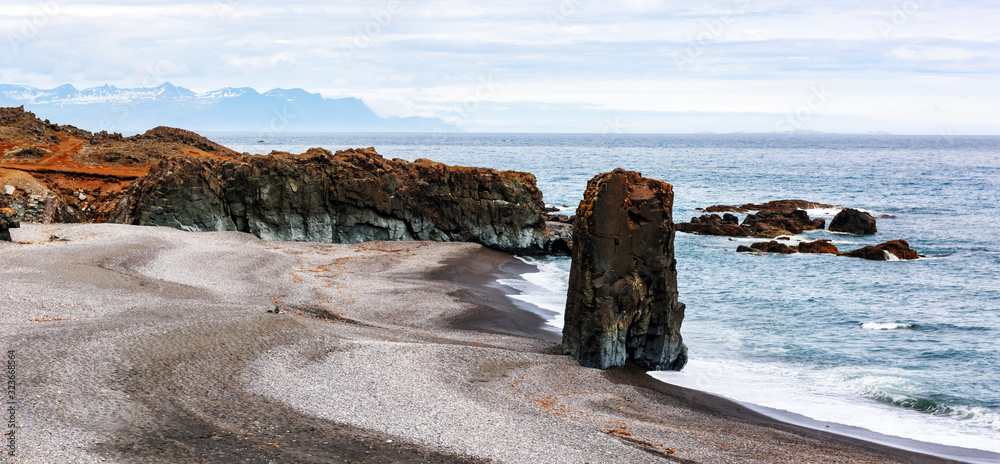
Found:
<box><xmin>109</xmin><ymin>148</ymin><xmax>550</xmax><ymax>253</ymax></box>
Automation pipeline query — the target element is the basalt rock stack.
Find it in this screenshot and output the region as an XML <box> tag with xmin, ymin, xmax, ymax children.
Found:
<box><xmin>562</xmin><ymin>169</ymin><xmax>687</xmax><ymax>371</ymax></box>
<box><xmin>109</xmin><ymin>148</ymin><xmax>549</xmax><ymax>253</ymax></box>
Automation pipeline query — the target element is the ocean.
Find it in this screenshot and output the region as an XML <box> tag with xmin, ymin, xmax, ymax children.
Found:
<box><xmin>211</xmin><ymin>132</ymin><xmax>1000</xmax><ymax>458</ymax></box>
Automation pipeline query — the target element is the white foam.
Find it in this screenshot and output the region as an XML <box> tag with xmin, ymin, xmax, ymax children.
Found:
<box><xmin>804</xmin><ymin>207</ymin><xmax>844</xmax><ymax>217</ymax></box>
<box><xmin>496</xmin><ymin>256</ymin><xmax>570</xmax><ymax>329</ymax></box>
<box><xmin>884</xmin><ymin>250</ymin><xmax>902</xmax><ymax>261</ymax></box>
<box><xmin>862</xmin><ymin>322</ymin><xmax>913</xmax><ymax>330</ymax></box>
<box><xmin>651</xmin><ymin>357</ymin><xmax>1000</xmax><ymax>454</ymax></box>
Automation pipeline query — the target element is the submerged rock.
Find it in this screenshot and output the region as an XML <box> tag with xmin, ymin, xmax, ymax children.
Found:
<box><xmin>0</xmin><ymin>207</ymin><xmax>18</xmax><ymax>241</ymax></box>
<box><xmin>842</xmin><ymin>240</ymin><xmax>918</xmax><ymax>260</ymax></box>
<box><xmin>110</xmin><ymin>148</ymin><xmax>549</xmax><ymax>253</ymax></box>
<box><xmin>562</xmin><ymin>169</ymin><xmax>687</xmax><ymax>371</ymax></box>
<box><xmin>829</xmin><ymin>208</ymin><xmax>877</xmax><ymax>235</ymax></box>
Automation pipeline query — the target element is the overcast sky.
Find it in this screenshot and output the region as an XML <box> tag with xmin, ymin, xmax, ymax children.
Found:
<box><xmin>2</xmin><ymin>0</ymin><xmax>998</xmax><ymax>133</ymax></box>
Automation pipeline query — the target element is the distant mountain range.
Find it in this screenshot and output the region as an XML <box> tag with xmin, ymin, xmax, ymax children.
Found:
<box><xmin>0</xmin><ymin>83</ymin><xmax>453</xmax><ymax>134</ymax></box>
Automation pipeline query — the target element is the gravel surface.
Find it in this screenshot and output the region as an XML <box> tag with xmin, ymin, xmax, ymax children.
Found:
<box><xmin>1</xmin><ymin>224</ymin><xmax>953</xmax><ymax>463</ymax></box>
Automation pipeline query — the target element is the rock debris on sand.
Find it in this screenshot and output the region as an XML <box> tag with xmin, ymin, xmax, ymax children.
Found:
<box><xmin>1</xmin><ymin>224</ymin><xmax>933</xmax><ymax>463</ymax></box>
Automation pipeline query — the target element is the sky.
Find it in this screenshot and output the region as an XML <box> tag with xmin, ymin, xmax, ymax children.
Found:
<box><xmin>1</xmin><ymin>0</ymin><xmax>998</xmax><ymax>134</ymax></box>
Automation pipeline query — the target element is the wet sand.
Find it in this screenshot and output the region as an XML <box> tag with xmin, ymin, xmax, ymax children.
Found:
<box><xmin>0</xmin><ymin>224</ymin><xmax>973</xmax><ymax>463</ymax></box>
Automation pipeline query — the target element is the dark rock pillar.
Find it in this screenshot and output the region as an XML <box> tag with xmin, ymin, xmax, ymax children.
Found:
<box><xmin>562</xmin><ymin>169</ymin><xmax>687</xmax><ymax>371</ymax></box>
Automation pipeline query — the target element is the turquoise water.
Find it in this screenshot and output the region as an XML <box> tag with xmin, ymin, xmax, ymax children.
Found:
<box><xmin>213</xmin><ymin>133</ymin><xmax>1000</xmax><ymax>455</ymax></box>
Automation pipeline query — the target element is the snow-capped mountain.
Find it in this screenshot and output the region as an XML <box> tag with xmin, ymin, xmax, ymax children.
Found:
<box><xmin>0</xmin><ymin>83</ymin><xmax>452</xmax><ymax>134</ymax></box>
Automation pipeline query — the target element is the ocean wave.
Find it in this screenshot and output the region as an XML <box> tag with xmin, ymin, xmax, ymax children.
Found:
<box><xmin>861</xmin><ymin>322</ymin><xmax>914</xmax><ymax>330</ymax></box>
<box><xmin>844</xmin><ymin>374</ymin><xmax>1000</xmax><ymax>431</ymax></box>
<box><xmin>866</xmin><ymin>390</ymin><xmax>1000</xmax><ymax>431</ymax></box>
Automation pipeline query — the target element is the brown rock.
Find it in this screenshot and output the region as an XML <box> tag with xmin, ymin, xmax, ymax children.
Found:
<box><xmin>757</xmin><ymin>229</ymin><xmax>795</xmax><ymax>239</ymax></box>
<box><xmin>798</xmin><ymin>240</ymin><xmax>840</xmax><ymax>255</ymax></box>
<box><xmin>563</xmin><ymin>169</ymin><xmax>687</xmax><ymax>371</ymax></box>
<box><xmin>736</xmin><ymin>245</ymin><xmax>755</xmax><ymax>253</ymax></box>
<box><xmin>742</xmin><ymin>210</ymin><xmax>825</xmax><ymax>235</ymax></box>
<box><xmin>739</xmin><ymin>199</ymin><xmax>839</xmax><ymax>212</ymax></box>
<box><xmin>749</xmin><ymin>241</ymin><xmax>797</xmax><ymax>254</ymax></box>
<box><xmin>701</xmin><ymin>199</ymin><xmax>838</xmax><ymax>213</ymax></box>
<box><xmin>674</xmin><ymin>222</ymin><xmax>752</xmax><ymax>237</ymax></box>
<box><xmin>703</xmin><ymin>204</ymin><xmax>748</xmax><ymax>213</ymax></box>
<box><xmin>843</xmin><ymin>240</ymin><xmax>918</xmax><ymax>260</ymax></box>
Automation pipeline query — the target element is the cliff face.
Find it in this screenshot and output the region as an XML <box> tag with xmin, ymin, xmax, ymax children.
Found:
<box><xmin>110</xmin><ymin>148</ymin><xmax>549</xmax><ymax>253</ymax></box>
<box><xmin>562</xmin><ymin>169</ymin><xmax>687</xmax><ymax>371</ymax></box>
<box><xmin>2</xmin><ymin>107</ymin><xmax>550</xmax><ymax>252</ymax></box>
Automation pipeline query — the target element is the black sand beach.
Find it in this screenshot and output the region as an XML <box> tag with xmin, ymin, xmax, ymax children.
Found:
<box><xmin>0</xmin><ymin>223</ymin><xmax>980</xmax><ymax>463</ymax></box>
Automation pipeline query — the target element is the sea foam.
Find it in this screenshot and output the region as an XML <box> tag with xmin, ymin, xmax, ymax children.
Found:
<box><xmin>862</xmin><ymin>322</ymin><xmax>914</xmax><ymax>331</ymax></box>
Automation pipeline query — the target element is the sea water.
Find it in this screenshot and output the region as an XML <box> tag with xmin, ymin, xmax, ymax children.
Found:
<box><xmin>212</xmin><ymin>133</ymin><xmax>1000</xmax><ymax>456</ymax></box>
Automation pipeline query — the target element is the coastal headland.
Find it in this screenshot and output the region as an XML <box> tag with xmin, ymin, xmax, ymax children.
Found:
<box><xmin>0</xmin><ymin>107</ymin><xmax>976</xmax><ymax>462</ymax></box>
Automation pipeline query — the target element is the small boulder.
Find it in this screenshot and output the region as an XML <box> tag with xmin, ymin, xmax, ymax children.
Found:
<box><xmin>736</xmin><ymin>245</ymin><xmax>755</xmax><ymax>253</ymax></box>
<box><xmin>829</xmin><ymin>208</ymin><xmax>877</xmax><ymax>235</ymax></box>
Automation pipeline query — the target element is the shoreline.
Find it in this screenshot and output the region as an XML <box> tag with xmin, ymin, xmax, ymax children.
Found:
<box><xmin>463</xmin><ymin>249</ymin><xmax>998</xmax><ymax>464</ymax></box>
<box><xmin>1</xmin><ymin>223</ymin><xmax>994</xmax><ymax>463</ymax></box>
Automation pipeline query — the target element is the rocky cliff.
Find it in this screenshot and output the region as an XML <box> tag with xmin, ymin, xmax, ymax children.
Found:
<box><xmin>109</xmin><ymin>148</ymin><xmax>549</xmax><ymax>253</ymax></box>
<box><xmin>562</xmin><ymin>169</ymin><xmax>687</xmax><ymax>371</ymax></box>
<box><xmin>1</xmin><ymin>106</ymin><xmax>239</xmax><ymax>224</ymax></box>
<box><xmin>2</xmin><ymin>107</ymin><xmax>552</xmax><ymax>253</ymax></box>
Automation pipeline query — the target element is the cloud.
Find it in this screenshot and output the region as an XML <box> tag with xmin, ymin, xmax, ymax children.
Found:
<box><xmin>0</xmin><ymin>0</ymin><xmax>998</xmax><ymax>133</ymax></box>
<box><xmin>227</xmin><ymin>53</ymin><xmax>298</xmax><ymax>69</ymax></box>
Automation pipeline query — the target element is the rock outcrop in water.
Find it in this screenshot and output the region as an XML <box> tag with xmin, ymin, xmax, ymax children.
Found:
<box><xmin>676</xmin><ymin>209</ymin><xmax>825</xmax><ymax>238</ymax></box>
<box><xmin>110</xmin><ymin>148</ymin><xmax>549</xmax><ymax>253</ymax></box>
<box><xmin>0</xmin><ymin>207</ymin><xmax>18</xmax><ymax>241</ymax></box>
<box><xmin>829</xmin><ymin>208</ymin><xmax>877</xmax><ymax>235</ymax></box>
<box><xmin>562</xmin><ymin>169</ymin><xmax>687</xmax><ymax>371</ymax></box>
<box><xmin>842</xmin><ymin>240</ymin><xmax>918</xmax><ymax>260</ymax></box>
<box><xmin>701</xmin><ymin>199</ymin><xmax>839</xmax><ymax>214</ymax></box>
<box><xmin>797</xmin><ymin>239</ymin><xmax>840</xmax><ymax>254</ymax></box>
<box><xmin>737</xmin><ymin>239</ymin><xmax>840</xmax><ymax>255</ymax></box>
